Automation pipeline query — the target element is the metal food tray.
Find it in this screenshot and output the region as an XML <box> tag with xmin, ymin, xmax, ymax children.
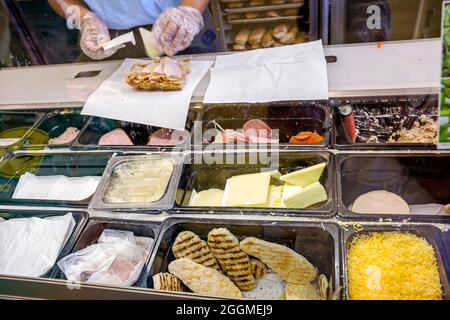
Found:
<box><xmin>0</xmin><ymin>151</ymin><xmax>115</xmax><ymax>208</ymax></box>
<box><xmin>89</xmin><ymin>153</ymin><xmax>184</xmax><ymax>212</ymax></box>
<box><xmin>0</xmin><ymin>209</ymin><xmax>89</xmax><ymax>279</ymax></box>
<box><xmin>52</xmin><ymin>217</ymin><xmax>161</xmax><ymax>286</ymax></box>
<box><xmin>228</xmin><ymin>15</ymin><xmax>303</xmax><ymax>24</ymax></box>
<box><xmin>175</xmin><ymin>150</ymin><xmax>335</xmax><ymax>217</ymax></box>
<box><xmin>341</xmin><ymin>222</ymin><xmax>450</xmax><ymax>300</ymax></box>
<box><xmin>72</xmin><ymin>108</ymin><xmax>199</xmax><ymax>152</ymax></box>
<box><xmin>140</xmin><ymin>217</ymin><xmax>342</xmax><ymax>299</ymax></box>
<box><xmin>224</xmin><ymin>3</ymin><xmax>304</xmax><ymax>14</ymax></box>
<box><xmin>332</xmin><ymin>95</ymin><xmax>438</xmax><ymax>150</ymax></box>
<box><xmin>22</xmin><ymin>111</ymin><xmax>89</xmax><ymax>150</ymax></box>
<box><xmin>336</xmin><ymin>151</ymin><xmax>450</xmax><ymax>222</ymax></box>
<box><xmin>0</xmin><ymin>111</ymin><xmax>45</xmax><ymax>151</ymax></box>
<box><xmin>192</xmin><ymin>103</ymin><xmax>331</xmax><ymax>150</ymax></box>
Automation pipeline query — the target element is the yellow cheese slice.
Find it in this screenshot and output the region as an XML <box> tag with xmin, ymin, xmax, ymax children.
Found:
<box><xmin>223</xmin><ymin>172</ymin><xmax>271</xmax><ymax>207</ymax></box>
<box><xmin>283</xmin><ymin>182</ymin><xmax>328</xmax><ymax>209</ymax></box>
<box><xmin>267</xmin><ymin>185</ymin><xmax>284</xmax><ymax>208</ymax></box>
<box><xmin>281</xmin><ymin>183</ymin><xmax>303</xmax><ymax>205</ymax></box>
<box><xmin>280</xmin><ymin>163</ymin><xmax>326</xmax><ymax>187</ymax></box>
<box><xmin>190</xmin><ymin>189</ymin><xmax>224</xmax><ymax>207</ymax></box>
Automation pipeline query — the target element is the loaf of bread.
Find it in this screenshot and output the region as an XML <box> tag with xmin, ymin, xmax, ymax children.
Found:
<box><xmin>153</xmin><ymin>273</ymin><xmax>186</xmax><ymax>292</ymax></box>
<box><xmin>249</xmin><ymin>43</ymin><xmax>262</xmax><ymax>50</ymax></box>
<box><xmin>273</xmin><ymin>40</ymin><xmax>284</xmax><ymax>47</ymax></box>
<box><xmin>240</xmin><ymin>237</ymin><xmax>317</xmax><ymax>284</ymax></box>
<box><xmin>261</xmin><ymin>28</ymin><xmax>274</xmax><ymax>47</ymax></box>
<box><xmin>168</xmin><ymin>258</ymin><xmax>242</xmax><ymax>298</ymax></box>
<box><xmin>248</xmin><ymin>27</ymin><xmax>266</xmax><ymax>45</ymax></box>
<box><xmin>234</xmin><ymin>29</ymin><xmax>251</xmax><ymax>45</ymax></box>
<box><xmin>272</xmin><ymin>24</ymin><xmax>290</xmax><ymax>39</ymax></box>
<box><xmin>172</xmin><ymin>231</ymin><xmax>221</xmax><ymax>271</ymax></box>
<box><xmin>208</xmin><ymin>228</ymin><xmax>255</xmax><ymax>291</ymax></box>
<box><xmin>279</xmin><ymin>26</ymin><xmax>298</xmax><ymax>44</ymax></box>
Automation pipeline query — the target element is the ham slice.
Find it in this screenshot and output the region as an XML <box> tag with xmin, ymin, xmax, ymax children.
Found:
<box><xmin>242</xmin><ymin>119</ymin><xmax>273</xmax><ymax>139</ymax></box>
<box><xmin>48</xmin><ymin>127</ymin><xmax>80</xmax><ymax>145</ymax></box>
<box><xmin>147</xmin><ymin>128</ymin><xmax>190</xmax><ymax>146</ymax></box>
<box><xmin>214</xmin><ymin>129</ymin><xmax>249</xmax><ymax>144</ymax></box>
<box><xmin>98</xmin><ymin>128</ymin><xmax>134</xmax><ymax>146</ymax></box>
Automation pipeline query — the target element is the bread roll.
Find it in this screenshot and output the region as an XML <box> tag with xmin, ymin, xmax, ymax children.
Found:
<box><xmin>261</xmin><ymin>29</ymin><xmax>274</xmax><ymax>47</ymax></box>
<box><xmin>249</xmin><ymin>0</ymin><xmax>265</xmax><ymax>6</ymax></box>
<box><xmin>284</xmin><ymin>8</ymin><xmax>299</xmax><ymax>16</ymax></box>
<box><xmin>273</xmin><ymin>40</ymin><xmax>284</xmax><ymax>47</ymax></box>
<box><xmin>272</xmin><ymin>24</ymin><xmax>289</xmax><ymax>39</ymax></box>
<box><xmin>228</xmin><ymin>2</ymin><xmax>244</xmax><ymax>8</ymax></box>
<box><xmin>248</xmin><ymin>27</ymin><xmax>266</xmax><ymax>45</ymax></box>
<box><xmin>266</xmin><ymin>10</ymin><xmax>281</xmax><ymax>17</ymax></box>
<box><xmin>245</xmin><ymin>12</ymin><xmax>260</xmax><ymax>19</ymax></box>
<box><xmin>294</xmin><ymin>31</ymin><xmax>307</xmax><ymax>44</ymax></box>
<box><xmin>249</xmin><ymin>43</ymin><xmax>262</xmax><ymax>50</ymax></box>
<box><xmin>234</xmin><ymin>29</ymin><xmax>251</xmax><ymax>45</ymax></box>
<box><xmin>227</xmin><ymin>14</ymin><xmax>241</xmax><ymax>22</ymax></box>
<box><xmin>279</xmin><ymin>26</ymin><xmax>298</xmax><ymax>44</ymax></box>
<box><xmin>233</xmin><ymin>43</ymin><xmax>247</xmax><ymax>51</ymax></box>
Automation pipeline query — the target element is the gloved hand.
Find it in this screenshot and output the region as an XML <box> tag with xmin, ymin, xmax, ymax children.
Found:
<box><xmin>80</xmin><ymin>12</ymin><xmax>118</xmax><ymax>60</ymax></box>
<box><xmin>152</xmin><ymin>5</ymin><xmax>204</xmax><ymax>57</ymax></box>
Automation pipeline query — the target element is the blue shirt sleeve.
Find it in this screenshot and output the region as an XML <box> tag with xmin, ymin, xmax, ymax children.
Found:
<box><xmin>84</xmin><ymin>0</ymin><xmax>180</xmax><ymax>30</ymax></box>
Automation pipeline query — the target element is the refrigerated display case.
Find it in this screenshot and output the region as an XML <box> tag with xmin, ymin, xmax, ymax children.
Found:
<box><xmin>0</xmin><ymin>37</ymin><xmax>448</xmax><ymax>300</ymax></box>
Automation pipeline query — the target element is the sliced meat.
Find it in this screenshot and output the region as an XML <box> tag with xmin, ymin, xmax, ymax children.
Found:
<box><xmin>48</xmin><ymin>127</ymin><xmax>80</xmax><ymax>145</ymax></box>
<box><xmin>147</xmin><ymin>128</ymin><xmax>190</xmax><ymax>146</ymax></box>
<box><xmin>242</xmin><ymin>119</ymin><xmax>272</xmax><ymax>139</ymax></box>
<box><xmin>98</xmin><ymin>128</ymin><xmax>134</xmax><ymax>146</ymax></box>
<box><xmin>214</xmin><ymin>129</ymin><xmax>249</xmax><ymax>144</ymax></box>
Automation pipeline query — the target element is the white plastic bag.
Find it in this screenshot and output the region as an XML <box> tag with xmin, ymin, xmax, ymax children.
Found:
<box><xmin>57</xmin><ymin>229</ymin><xmax>153</xmax><ymax>287</ymax></box>
<box><xmin>0</xmin><ymin>213</ymin><xmax>76</xmax><ymax>277</ymax></box>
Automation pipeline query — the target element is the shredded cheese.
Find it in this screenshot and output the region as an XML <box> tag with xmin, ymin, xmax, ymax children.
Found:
<box><xmin>347</xmin><ymin>232</ymin><xmax>443</xmax><ymax>300</ymax></box>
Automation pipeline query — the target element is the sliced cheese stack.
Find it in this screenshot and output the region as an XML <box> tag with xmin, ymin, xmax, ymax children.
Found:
<box><xmin>189</xmin><ymin>163</ymin><xmax>328</xmax><ymax>209</ymax></box>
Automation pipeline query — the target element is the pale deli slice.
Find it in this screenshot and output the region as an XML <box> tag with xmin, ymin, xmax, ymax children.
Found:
<box><xmin>283</xmin><ymin>182</ymin><xmax>328</xmax><ymax>209</ymax></box>
<box><xmin>280</xmin><ymin>163</ymin><xmax>326</xmax><ymax>187</ymax></box>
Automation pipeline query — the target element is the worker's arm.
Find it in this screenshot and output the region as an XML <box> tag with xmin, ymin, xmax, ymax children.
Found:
<box><xmin>47</xmin><ymin>0</ymin><xmax>90</xmax><ymax>19</ymax></box>
<box><xmin>180</xmin><ymin>0</ymin><xmax>210</xmax><ymax>13</ymax></box>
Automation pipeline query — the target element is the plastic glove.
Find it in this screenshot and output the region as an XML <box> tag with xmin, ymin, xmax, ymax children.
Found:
<box><xmin>80</xmin><ymin>12</ymin><xmax>118</xmax><ymax>60</ymax></box>
<box><xmin>152</xmin><ymin>5</ymin><xmax>204</xmax><ymax>57</ymax></box>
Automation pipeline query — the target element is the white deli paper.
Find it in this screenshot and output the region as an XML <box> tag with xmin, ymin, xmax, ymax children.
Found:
<box><xmin>204</xmin><ymin>40</ymin><xmax>329</xmax><ymax>103</ymax></box>
<box><xmin>81</xmin><ymin>58</ymin><xmax>213</xmax><ymax>130</ymax></box>
<box><xmin>12</xmin><ymin>172</ymin><xmax>101</xmax><ymax>201</ymax></box>
<box><xmin>0</xmin><ymin>213</ymin><xmax>76</xmax><ymax>277</ymax></box>
<box><xmin>57</xmin><ymin>229</ymin><xmax>154</xmax><ymax>287</ymax></box>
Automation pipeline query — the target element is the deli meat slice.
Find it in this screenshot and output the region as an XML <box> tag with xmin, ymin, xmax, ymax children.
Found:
<box><xmin>98</xmin><ymin>128</ymin><xmax>134</xmax><ymax>146</ymax></box>
<box><xmin>242</xmin><ymin>119</ymin><xmax>272</xmax><ymax>139</ymax></box>
<box><xmin>214</xmin><ymin>129</ymin><xmax>249</xmax><ymax>144</ymax></box>
<box><xmin>48</xmin><ymin>127</ymin><xmax>80</xmax><ymax>145</ymax></box>
<box><xmin>147</xmin><ymin>128</ymin><xmax>190</xmax><ymax>146</ymax></box>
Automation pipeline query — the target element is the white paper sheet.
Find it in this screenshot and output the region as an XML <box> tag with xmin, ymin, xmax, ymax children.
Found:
<box><xmin>81</xmin><ymin>59</ymin><xmax>213</xmax><ymax>130</ymax></box>
<box><xmin>12</xmin><ymin>172</ymin><xmax>101</xmax><ymax>201</ymax></box>
<box><xmin>101</xmin><ymin>31</ymin><xmax>136</xmax><ymax>51</ymax></box>
<box><xmin>204</xmin><ymin>40</ymin><xmax>328</xmax><ymax>103</ymax></box>
<box><xmin>0</xmin><ymin>213</ymin><xmax>75</xmax><ymax>277</ymax></box>
<box><xmin>0</xmin><ymin>138</ymin><xmax>20</xmax><ymax>146</ymax></box>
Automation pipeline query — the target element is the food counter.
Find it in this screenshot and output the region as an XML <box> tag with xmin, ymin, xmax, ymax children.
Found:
<box><xmin>0</xmin><ymin>39</ymin><xmax>449</xmax><ymax>300</ymax></box>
